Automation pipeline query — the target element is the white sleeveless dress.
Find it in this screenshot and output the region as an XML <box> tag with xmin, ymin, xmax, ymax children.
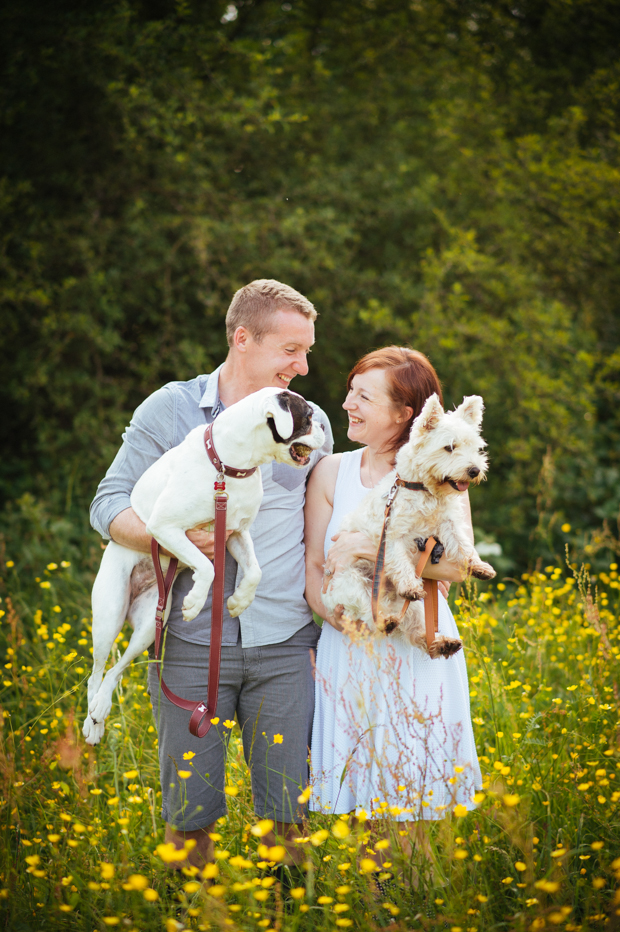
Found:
<box><xmin>310</xmin><ymin>449</ymin><xmax>482</xmax><ymax>821</ymax></box>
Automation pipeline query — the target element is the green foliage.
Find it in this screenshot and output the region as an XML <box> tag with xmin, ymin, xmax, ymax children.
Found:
<box><xmin>2</xmin><ymin>0</ymin><xmax>620</xmax><ymax>567</ymax></box>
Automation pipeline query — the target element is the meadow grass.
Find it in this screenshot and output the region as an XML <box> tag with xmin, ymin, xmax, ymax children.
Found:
<box><xmin>1</xmin><ymin>545</ymin><xmax>619</xmax><ymax>932</ymax></box>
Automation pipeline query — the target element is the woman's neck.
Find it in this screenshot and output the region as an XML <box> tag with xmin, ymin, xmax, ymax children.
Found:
<box><xmin>361</xmin><ymin>445</ymin><xmax>396</xmax><ymax>489</ymax></box>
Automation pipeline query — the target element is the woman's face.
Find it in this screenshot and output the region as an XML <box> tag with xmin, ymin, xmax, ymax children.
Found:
<box><xmin>343</xmin><ymin>368</ymin><xmax>412</xmax><ymax>450</ymax></box>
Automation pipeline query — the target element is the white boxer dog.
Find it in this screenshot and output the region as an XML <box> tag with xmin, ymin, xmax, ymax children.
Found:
<box><xmin>83</xmin><ymin>387</ymin><xmax>325</xmax><ymax>745</ymax></box>
<box><xmin>323</xmin><ymin>393</ymin><xmax>496</xmax><ymax>656</ymax></box>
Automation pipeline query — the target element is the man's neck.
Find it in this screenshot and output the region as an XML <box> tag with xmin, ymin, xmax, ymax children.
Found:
<box><xmin>217</xmin><ymin>356</ymin><xmax>259</xmax><ymax>408</ymax></box>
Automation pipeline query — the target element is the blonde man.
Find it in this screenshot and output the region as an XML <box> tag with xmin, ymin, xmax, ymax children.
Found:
<box><xmin>91</xmin><ymin>279</ymin><xmax>333</xmax><ymax>871</ymax></box>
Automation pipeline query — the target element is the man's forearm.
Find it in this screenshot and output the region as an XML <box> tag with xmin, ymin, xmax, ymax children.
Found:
<box><xmin>109</xmin><ymin>508</ymin><xmax>152</xmax><ymax>554</ymax></box>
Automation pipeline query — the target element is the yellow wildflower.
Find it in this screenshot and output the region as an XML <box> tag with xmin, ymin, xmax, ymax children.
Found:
<box><xmin>310</xmin><ymin>829</ymin><xmax>329</xmax><ymax>846</ymax></box>
<box><xmin>251</xmin><ymin>819</ymin><xmax>274</xmax><ymax>837</ymax></box>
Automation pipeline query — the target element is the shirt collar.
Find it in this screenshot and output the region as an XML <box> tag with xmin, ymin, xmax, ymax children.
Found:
<box><xmin>199</xmin><ymin>365</ymin><xmax>225</xmax><ymax>416</ymax></box>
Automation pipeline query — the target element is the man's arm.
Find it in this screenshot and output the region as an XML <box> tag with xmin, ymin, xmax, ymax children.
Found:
<box><xmin>90</xmin><ymin>385</ymin><xmax>177</xmax><ymax>542</ymax></box>
<box><xmin>92</xmin><ymin>386</ymin><xmax>227</xmax><ymax>559</ymax></box>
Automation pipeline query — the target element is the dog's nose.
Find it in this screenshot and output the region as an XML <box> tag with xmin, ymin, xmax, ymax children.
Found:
<box><xmin>468</xmin><ymin>466</ymin><xmax>480</xmax><ymax>479</ymax></box>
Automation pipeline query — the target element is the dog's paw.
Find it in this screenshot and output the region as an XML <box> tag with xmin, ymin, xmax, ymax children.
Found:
<box><xmin>227</xmin><ymin>591</ymin><xmax>253</xmax><ymax>618</ymax></box>
<box><xmin>428</xmin><ymin>636</ymin><xmax>463</xmax><ymax>659</ymax></box>
<box><xmin>379</xmin><ymin>615</ymin><xmax>401</xmax><ymax>635</ymax></box>
<box><xmin>83</xmin><ymin>715</ymin><xmax>105</xmax><ymax>746</ymax></box>
<box><xmin>88</xmin><ymin>693</ymin><xmax>113</xmax><ymax>729</ymax></box>
<box><xmin>469</xmin><ymin>561</ymin><xmax>496</xmax><ymax>580</ymax></box>
<box><xmin>398</xmin><ymin>585</ymin><xmax>425</xmax><ymax>602</ymax></box>
<box><xmin>182</xmin><ymin>585</ymin><xmax>210</xmax><ymax>622</ymax></box>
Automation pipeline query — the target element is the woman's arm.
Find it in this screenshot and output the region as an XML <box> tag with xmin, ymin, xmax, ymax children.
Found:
<box><xmin>304</xmin><ymin>454</ymin><xmax>346</xmax><ymax>629</ymax></box>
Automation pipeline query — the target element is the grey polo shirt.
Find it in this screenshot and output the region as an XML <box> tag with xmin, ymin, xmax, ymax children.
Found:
<box><xmin>90</xmin><ymin>366</ymin><xmax>333</xmax><ymax>649</ymax></box>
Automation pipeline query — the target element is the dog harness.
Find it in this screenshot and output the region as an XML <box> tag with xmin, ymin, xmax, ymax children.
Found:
<box><xmin>151</xmin><ymin>423</ymin><xmax>257</xmax><ymax>738</ymax></box>
<box><xmin>371</xmin><ymin>476</ymin><xmax>440</xmax><ymax>652</ymax></box>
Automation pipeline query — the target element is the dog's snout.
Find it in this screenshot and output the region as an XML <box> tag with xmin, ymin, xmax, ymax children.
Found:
<box><xmin>468</xmin><ymin>466</ymin><xmax>480</xmax><ymax>479</ymax></box>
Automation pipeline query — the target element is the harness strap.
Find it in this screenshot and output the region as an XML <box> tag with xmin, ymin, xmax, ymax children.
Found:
<box><xmin>370</xmin><ymin>475</ymin><xmax>438</xmax><ymax>651</ymax></box>
<box><xmin>415</xmin><ymin>537</ymin><xmax>440</xmax><ymax>651</ymax></box>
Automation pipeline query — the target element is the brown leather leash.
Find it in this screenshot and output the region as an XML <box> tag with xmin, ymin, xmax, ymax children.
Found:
<box><xmin>371</xmin><ymin>476</ymin><xmax>439</xmax><ymax>652</ymax></box>
<box><xmin>151</xmin><ymin>422</ymin><xmax>257</xmax><ymax>738</ymax></box>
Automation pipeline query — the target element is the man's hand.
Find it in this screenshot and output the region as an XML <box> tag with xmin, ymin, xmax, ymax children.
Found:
<box><xmin>438</xmin><ymin>580</ymin><xmax>451</xmax><ymax>600</ymax></box>
<box><xmin>160</xmin><ymin>528</ymin><xmax>233</xmax><ymax>561</ymax></box>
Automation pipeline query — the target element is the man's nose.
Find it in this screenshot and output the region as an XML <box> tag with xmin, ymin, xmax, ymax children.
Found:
<box><xmin>293</xmin><ymin>354</ymin><xmax>309</xmax><ymax>376</ymax></box>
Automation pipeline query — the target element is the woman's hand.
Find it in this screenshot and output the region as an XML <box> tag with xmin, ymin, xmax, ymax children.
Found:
<box><xmin>322</xmin><ymin>602</ymin><xmax>345</xmax><ymax>631</ymax></box>
<box><xmin>322</xmin><ymin>530</ymin><xmax>376</xmax><ymax>592</ymax></box>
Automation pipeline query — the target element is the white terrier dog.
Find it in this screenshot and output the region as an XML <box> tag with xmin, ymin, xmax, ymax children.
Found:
<box><xmin>323</xmin><ymin>393</ymin><xmax>496</xmax><ymax>656</ymax></box>
<box><xmin>83</xmin><ymin>387</ymin><xmax>325</xmax><ymax>745</ymax></box>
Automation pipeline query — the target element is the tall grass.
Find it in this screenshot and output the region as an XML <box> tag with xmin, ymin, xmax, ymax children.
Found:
<box><xmin>1</xmin><ymin>520</ymin><xmax>619</xmax><ymax>931</ymax></box>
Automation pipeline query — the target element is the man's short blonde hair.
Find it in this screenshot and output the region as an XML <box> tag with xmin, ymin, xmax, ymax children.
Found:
<box><xmin>225</xmin><ymin>279</ymin><xmax>317</xmax><ymax>346</ymax></box>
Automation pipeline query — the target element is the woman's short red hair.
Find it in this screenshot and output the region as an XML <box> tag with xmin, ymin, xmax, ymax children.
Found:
<box><xmin>347</xmin><ymin>346</ymin><xmax>443</xmax><ymax>452</ymax></box>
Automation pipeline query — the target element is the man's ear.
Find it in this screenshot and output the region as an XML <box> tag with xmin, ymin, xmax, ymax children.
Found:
<box><xmin>265</xmin><ymin>392</ymin><xmax>294</xmax><ymax>441</ymax></box>
<box><xmin>456</xmin><ymin>395</ymin><xmax>484</xmax><ymax>427</ymax></box>
<box><xmin>411</xmin><ymin>393</ymin><xmax>444</xmax><ymax>435</ymax></box>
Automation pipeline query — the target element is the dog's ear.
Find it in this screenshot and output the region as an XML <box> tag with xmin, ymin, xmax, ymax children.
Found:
<box><xmin>411</xmin><ymin>393</ymin><xmax>444</xmax><ymax>435</ymax></box>
<box><xmin>456</xmin><ymin>395</ymin><xmax>484</xmax><ymax>428</ymax></box>
<box><xmin>265</xmin><ymin>391</ymin><xmax>295</xmax><ymax>442</ymax></box>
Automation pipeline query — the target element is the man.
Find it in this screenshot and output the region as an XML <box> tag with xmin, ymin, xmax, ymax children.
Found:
<box><xmin>90</xmin><ymin>279</ymin><xmax>333</xmax><ymax>869</ymax></box>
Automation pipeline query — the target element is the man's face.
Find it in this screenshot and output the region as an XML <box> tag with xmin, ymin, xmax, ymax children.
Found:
<box><xmin>240</xmin><ymin>308</ymin><xmax>315</xmax><ymax>391</ymax></box>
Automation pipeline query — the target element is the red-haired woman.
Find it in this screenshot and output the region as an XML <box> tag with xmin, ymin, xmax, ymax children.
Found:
<box><xmin>304</xmin><ymin>347</ymin><xmax>482</xmax><ymax>876</ymax></box>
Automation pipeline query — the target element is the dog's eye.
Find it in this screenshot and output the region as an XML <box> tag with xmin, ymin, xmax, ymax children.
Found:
<box><xmin>444</xmin><ymin>444</ymin><xmax>454</xmax><ymax>453</ymax></box>
<box><xmin>478</xmin><ymin>447</ymin><xmax>485</xmax><ymax>454</ymax></box>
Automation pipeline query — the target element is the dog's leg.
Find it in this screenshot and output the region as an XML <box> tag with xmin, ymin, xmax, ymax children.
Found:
<box><xmin>85</xmin><ymin>585</ymin><xmax>160</xmax><ymax>744</ymax></box>
<box><xmin>225</xmin><ymin>530</ymin><xmax>262</xmax><ymax>617</ymax></box>
<box><xmin>438</xmin><ymin>522</ymin><xmax>496</xmax><ymax>581</ymax></box>
<box><xmin>324</xmin><ymin>566</ymin><xmax>374</xmax><ymax>632</ymax></box>
<box><xmin>147</xmin><ymin>523</ymin><xmax>215</xmax><ymax>622</ymax></box>
<box><xmin>386</xmin><ymin>538</ymin><xmax>426</xmax><ymax>602</ymax></box>
<box><xmin>83</xmin><ymin>543</ymin><xmax>141</xmax><ymax>745</ymax></box>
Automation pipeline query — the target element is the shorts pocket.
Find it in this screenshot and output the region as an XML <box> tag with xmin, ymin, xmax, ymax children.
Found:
<box><xmin>272</xmin><ymin>463</ymin><xmax>308</xmax><ymax>491</ymax></box>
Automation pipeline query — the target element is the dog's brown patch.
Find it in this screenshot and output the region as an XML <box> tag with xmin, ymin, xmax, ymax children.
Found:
<box><xmin>130</xmin><ymin>560</ymin><xmax>157</xmax><ymax>601</ymax></box>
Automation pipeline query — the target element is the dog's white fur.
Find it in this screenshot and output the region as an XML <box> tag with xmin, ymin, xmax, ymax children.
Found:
<box><xmin>83</xmin><ymin>387</ymin><xmax>325</xmax><ymax>745</ymax></box>
<box><xmin>323</xmin><ymin>394</ymin><xmax>496</xmax><ymax>656</ymax></box>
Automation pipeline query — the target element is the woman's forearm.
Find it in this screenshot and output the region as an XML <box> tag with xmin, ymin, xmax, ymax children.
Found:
<box><xmin>305</xmin><ymin>561</ymin><xmax>345</xmax><ymax>631</ymax></box>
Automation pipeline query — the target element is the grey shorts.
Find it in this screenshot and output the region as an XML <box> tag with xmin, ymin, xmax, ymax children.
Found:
<box><xmin>147</xmin><ymin>633</ymin><xmax>316</xmax><ymax>831</ymax></box>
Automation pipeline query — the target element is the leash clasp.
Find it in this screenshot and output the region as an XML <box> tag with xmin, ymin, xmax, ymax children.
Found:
<box><xmin>214</xmin><ymin>472</ymin><xmax>227</xmax><ymax>499</ymax></box>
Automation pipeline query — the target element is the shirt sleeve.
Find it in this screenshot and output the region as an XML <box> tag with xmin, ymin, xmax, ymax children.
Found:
<box><xmin>89</xmin><ymin>385</ymin><xmax>177</xmax><ymax>539</ymax></box>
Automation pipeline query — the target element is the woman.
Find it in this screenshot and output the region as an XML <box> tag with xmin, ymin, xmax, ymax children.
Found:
<box><xmin>305</xmin><ymin>347</ymin><xmax>482</xmax><ymax>865</ymax></box>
